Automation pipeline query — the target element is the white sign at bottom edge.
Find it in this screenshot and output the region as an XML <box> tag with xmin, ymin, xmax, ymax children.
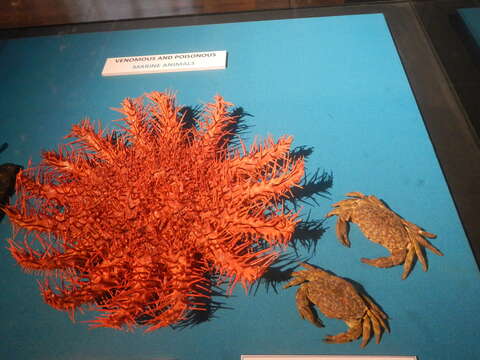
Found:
<box><xmin>241</xmin><ymin>356</ymin><xmax>417</xmax><ymax>360</ymax></box>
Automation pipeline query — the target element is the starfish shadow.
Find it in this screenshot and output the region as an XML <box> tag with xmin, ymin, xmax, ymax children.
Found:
<box><xmin>172</xmin><ymin>275</ymin><xmax>234</xmax><ymax>330</ymax></box>
<box><xmin>169</xmin><ymin>109</ymin><xmax>333</xmax><ymax>324</ymax></box>
<box><xmin>253</xmin><ymin>254</ymin><xmax>308</xmax><ymax>295</ymax></box>
<box><xmin>251</xmin><ymin>146</ymin><xmax>334</xmax><ymax>295</ymax></box>
<box><xmin>132</xmin><ymin>272</ymin><xmax>234</xmax><ymax>330</ymax></box>
<box><xmin>179</xmin><ymin>105</ymin><xmax>252</xmax><ymax>147</ymax></box>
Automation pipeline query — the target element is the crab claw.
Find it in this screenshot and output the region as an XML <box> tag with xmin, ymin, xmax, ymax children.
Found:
<box><xmin>325</xmin><ymin>210</ymin><xmax>351</xmax><ymax>247</ymax></box>
<box><xmin>295</xmin><ymin>286</ymin><xmax>324</xmax><ymax>328</ymax></box>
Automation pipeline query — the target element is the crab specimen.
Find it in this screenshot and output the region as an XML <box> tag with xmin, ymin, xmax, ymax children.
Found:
<box><xmin>326</xmin><ymin>192</ymin><xmax>443</xmax><ymax>279</ymax></box>
<box><xmin>284</xmin><ymin>263</ymin><xmax>388</xmax><ymax>348</ymax></box>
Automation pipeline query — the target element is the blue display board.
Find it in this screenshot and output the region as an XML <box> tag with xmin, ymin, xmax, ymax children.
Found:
<box><xmin>1</xmin><ymin>13</ymin><xmax>479</xmax><ymax>360</ymax></box>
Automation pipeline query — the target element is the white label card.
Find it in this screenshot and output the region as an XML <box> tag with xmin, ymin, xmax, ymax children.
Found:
<box><xmin>101</xmin><ymin>50</ymin><xmax>227</xmax><ymax>76</ymax></box>
<box><xmin>241</xmin><ymin>357</ymin><xmax>417</xmax><ymax>360</ymax></box>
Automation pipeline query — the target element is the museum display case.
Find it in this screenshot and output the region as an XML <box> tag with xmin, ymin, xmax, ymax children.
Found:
<box><xmin>1</xmin><ymin>1</ymin><xmax>479</xmax><ymax>360</ymax></box>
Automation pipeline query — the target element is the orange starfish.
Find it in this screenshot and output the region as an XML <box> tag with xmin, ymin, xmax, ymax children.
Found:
<box><xmin>4</xmin><ymin>91</ymin><xmax>304</xmax><ymax>331</ymax></box>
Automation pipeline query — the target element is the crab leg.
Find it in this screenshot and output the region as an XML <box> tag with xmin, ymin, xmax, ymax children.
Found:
<box><xmin>284</xmin><ymin>273</ymin><xmax>307</xmax><ymax>288</ymax></box>
<box><xmin>361</xmin><ymin>294</ymin><xmax>389</xmax><ymax>331</ymax></box>
<box><xmin>324</xmin><ymin>319</ymin><xmax>362</xmax><ymax>344</ymax></box>
<box><xmin>368</xmin><ymin>310</ymin><xmax>382</xmax><ymax>344</ymax></box>
<box><xmin>360</xmin><ymin>314</ymin><xmax>372</xmax><ymax>348</ymax></box>
<box><xmin>361</xmin><ymin>248</ymin><xmax>407</xmax><ymax>268</ymax></box>
<box><xmin>336</xmin><ymin>218</ymin><xmax>351</xmax><ymax>247</ymax></box>
<box><xmin>295</xmin><ymin>286</ymin><xmax>324</xmax><ymax>328</ymax></box>
<box><xmin>414</xmin><ymin>232</ymin><xmax>443</xmax><ymax>256</ymax></box>
<box><xmin>412</xmin><ymin>235</ymin><xmax>427</xmax><ymax>271</ymax></box>
<box><xmin>345</xmin><ymin>191</ymin><xmax>366</xmax><ymax>198</ymax></box>
<box><xmin>326</xmin><ymin>206</ymin><xmax>353</xmax><ymax>247</ymax></box>
<box><xmin>284</xmin><ymin>264</ymin><xmax>328</xmax><ymax>288</ymax></box>
<box><xmin>402</xmin><ymin>244</ymin><xmax>416</xmax><ymax>279</ymax></box>
<box><xmin>299</xmin><ymin>262</ymin><xmax>334</xmax><ymax>279</ymax></box>
<box><xmin>402</xmin><ymin>219</ymin><xmax>443</xmax><ymax>256</ymax></box>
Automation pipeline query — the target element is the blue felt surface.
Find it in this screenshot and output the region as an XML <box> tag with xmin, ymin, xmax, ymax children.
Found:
<box><xmin>458</xmin><ymin>7</ymin><xmax>480</xmax><ymax>46</ymax></box>
<box><xmin>1</xmin><ymin>13</ymin><xmax>479</xmax><ymax>360</ymax></box>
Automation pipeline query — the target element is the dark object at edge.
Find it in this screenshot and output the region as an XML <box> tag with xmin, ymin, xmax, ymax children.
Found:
<box><xmin>0</xmin><ymin>163</ymin><xmax>23</xmax><ymax>222</ymax></box>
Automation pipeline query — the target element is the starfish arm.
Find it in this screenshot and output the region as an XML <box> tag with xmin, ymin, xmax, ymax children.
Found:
<box><xmin>226</xmin><ymin>136</ymin><xmax>296</xmax><ymax>176</ymax></box>
<box><xmin>195</xmin><ymin>95</ymin><xmax>237</xmax><ymax>149</ymax></box>
<box><xmin>221</xmin><ymin>212</ymin><xmax>299</xmax><ymax>245</ymax></box>
<box><xmin>41</xmin><ymin>149</ymin><xmax>92</xmax><ymax>177</ymax></box>
<box><xmin>67</xmin><ymin>119</ymin><xmax>119</xmax><ymax>163</ymax></box>
<box><xmin>209</xmin><ymin>245</ymin><xmax>278</xmax><ymax>292</ymax></box>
